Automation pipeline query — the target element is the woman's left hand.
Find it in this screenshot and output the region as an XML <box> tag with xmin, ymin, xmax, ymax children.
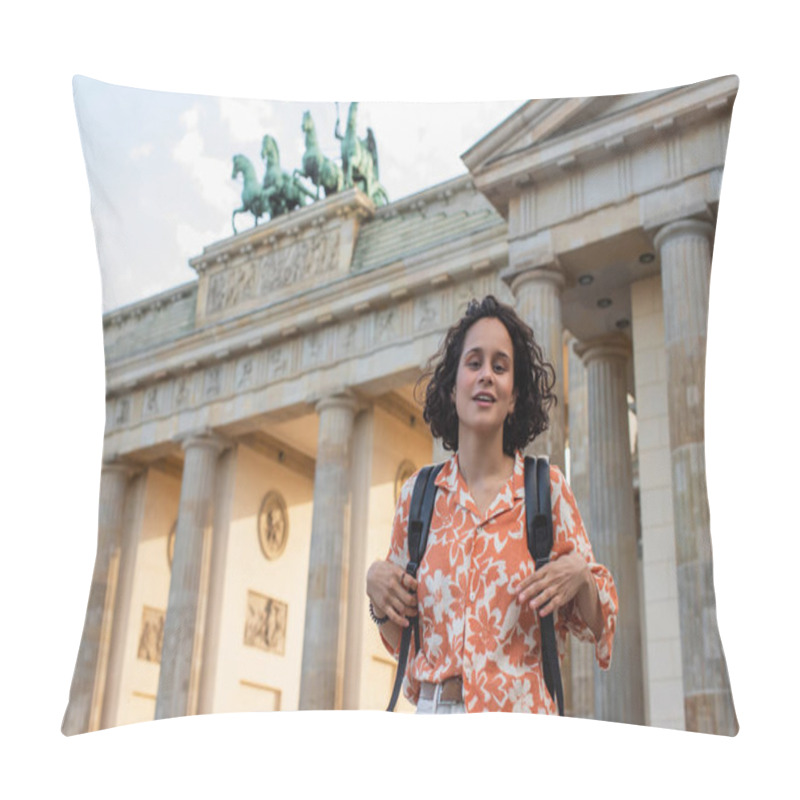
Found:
<box><xmin>516</xmin><ymin>552</ymin><xmax>591</xmax><ymax>618</ymax></box>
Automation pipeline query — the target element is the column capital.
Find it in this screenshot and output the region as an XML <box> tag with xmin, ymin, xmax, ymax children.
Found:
<box><xmin>574</xmin><ymin>333</ymin><xmax>632</xmax><ymax>367</ymax></box>
<box><xmin>653</xmin><ymin>218</ymin><xmax>715</xmax><ymax>252</ymax></box>
<box><xmin>175</xmin><ymin>428</ymin><xmax>229</xmax><ymax>454</ymax></box>
<box><xmin>501</xmin><ymin>264</ymin><xmax>565</xmax><ymax>297</ymax></box>
<box><xmin>314</xmin><ymin>390</ymin><xmax>358</xmax><ymax>417</ymax></box>
<box><xmin>100</xmin><ymin>458</ymin><xmax>138</xmax><ymax>478</ymax></box>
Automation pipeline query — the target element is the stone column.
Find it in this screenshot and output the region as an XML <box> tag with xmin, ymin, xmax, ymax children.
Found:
<box><xmin>100</xmin><ymin>469</ymin><xmax>147</xmax><ymax>730</ymax></box>
<box><xmin>566</xmin><ymin>334</ymin><xmax>595</xmax><ymax>719</ymax></box>
<box><xmin>504</xmin><ymin>266</ymin><xmax>566</xmax><ymax>471</ymax></box>
<box><xmin>654</xmin><ymin>218</ymin><xmax>737</xmax><ymax>735</ymax></box>
<box><xmin>300</xmin><ymin>392</ymin><xmax>356</xmax><ymax>710</ymax></box>
<box><xmin>196</xmin><ymin>445</ymin><xmax>238</xmax><ymax>714</ymax></box>
<box><xmin>342</xmin><ymin>408</ymin><xmax>374</xmax><ymax>710</ymax></box>
<box><xmin>575</xmin><ymin>334</ymin><xmax>645</xmax><ymax>725</ymax></box>
<box><xmin>155</xmin><ymin>432</ymin><xmax>226</xmax><ymax>720</ymax></box>
<box><xmin>299</xmin><ymin>392</ymin><xmax>358</xmax><ymax>710</ymax></box>
<box><xmin>62</xmin><ymin>461</ymin><xmax>131</xmax><ymax>736</ymax></box>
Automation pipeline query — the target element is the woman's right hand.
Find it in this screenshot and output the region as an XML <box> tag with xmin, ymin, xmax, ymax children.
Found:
<box><xmin>366</xmin><ymin>560</ymin><xmax>418</xmax><ymax>628</ymax></box>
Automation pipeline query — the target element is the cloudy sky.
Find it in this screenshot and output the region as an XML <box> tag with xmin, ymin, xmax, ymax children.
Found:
<box><xmin>74</xmin><ymin>77</ymin><xmax>523</xmax><ymax>311</ymax></box>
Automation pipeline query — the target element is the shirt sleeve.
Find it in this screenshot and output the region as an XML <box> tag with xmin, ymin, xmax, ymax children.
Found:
<box><xmin>378</xmin><ymin>471</ymin><xmax>417</xmax><ymax>660</ymax></box>
<box><xmin>549</xmin><ymin>465</ymin><xmax>618</xmax><ymax>670</ymax></box>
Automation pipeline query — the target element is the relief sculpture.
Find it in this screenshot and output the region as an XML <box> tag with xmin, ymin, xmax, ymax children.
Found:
<box><xmin>375</xmin><ymin>308</ymin><xmax>399</xmax><ymax>344</ymax></box>
<box><xmin>115</xmin><ymin>397</ymin><xmax>130</xmax><ymax>426</ymax></box>
<box><xmin>258</xmin><ymin>229</ymin><xmax>340</xmax><ymax>295</ymax></box>
<box><xmin>416</xmin><ymin>296</ymin><xmax>439</xmax><ymax>329</ymax></box>
<box><xmin>174</xmin><ymin>376</ymin><xmax>191</xmax><ymax>407</ymax></box>
<box><xmin>236</xmin><ymin>357</ymin><xmax>254</xmax><ymax>389</ymax></box>
<box><xmin>268</xmin><ymin>347</ymin><xmax>289</xmax><ymax>380</ymax></box>
<box><xmin>206</xmin><ymin>262</ymin><xmax>257</xmax><ymax>314</ymax></box>
<box><xmin>137</xmin><ymin>606</ymin><xmax>165</xmax><ymax>663</ymax></box>
<box><xmin>244</xmin><ymin>590</ymin><xmax>288</xmax><ymax>656</ymax></box>
<box><xmin>204</xmin><ymin>366</ymin><xmax>221</xmax><ymax>398</ymax></box>
<box><xmin>205</xmin><ymin>229</ymin><xmax>340</xmax><ymax>316</ymax></box>
<box><xmin>258</xmin><ymin>491</ymin><xmax>289</xmax><ymax>560</ymax></box>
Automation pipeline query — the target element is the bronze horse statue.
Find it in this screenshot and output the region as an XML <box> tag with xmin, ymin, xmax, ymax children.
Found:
<box><xmin>231</xmin><ymin>138</ymin><xmax>317</xmax><ymax>234</ymax></box>
<box><xmin>260</xmin><ymin>134</ymin><xmax>317</xmax><ymax>218</ymax></box>
<box><xmin>231</xmin><ymin>153</ymin><xmax>270</xmax><ymax>234</ymax></box>
<box><xmin>294</xmin><ymin>110</ymin><xmax>343</xmax><ymax>199</ymax></box>
<box><xmin>335</xmin><ymin>102</ymin><xmax>388</xmax><ymax>205</ymax></box>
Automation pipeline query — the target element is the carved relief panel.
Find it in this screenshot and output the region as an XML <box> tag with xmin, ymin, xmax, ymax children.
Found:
<box><xmin>202</xmin><ymin>228</ymin><xmax>342</xmax><ymax>320</ymax></box>
<box><xmin>137</xmin><ymin>606</ymin><xmax>165</xmax><ymax>663</ymax></box>
<box><xmin>244</xmin><ymin>590</ymin><xmax>288</xmax><ymax>656</ymax></box>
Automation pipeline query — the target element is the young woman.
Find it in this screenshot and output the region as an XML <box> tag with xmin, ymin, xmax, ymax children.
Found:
<box><xmin>366</xmin><ymin>295</ymin><xmax>618</xmax><ymax>714</ymax></box>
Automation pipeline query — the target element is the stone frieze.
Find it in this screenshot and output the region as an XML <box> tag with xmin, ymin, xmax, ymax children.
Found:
<box><xmin>205</xmin><ymin>228</ymin><xmax>341</xmax><ymax>316</ymax></box>
<box><xmin>105</xmin><ymin>273</ymin><xmax>500</xmax><ymax>436</ymax></box>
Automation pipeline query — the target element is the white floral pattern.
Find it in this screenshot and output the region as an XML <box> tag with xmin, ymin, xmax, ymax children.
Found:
<box><xmin>381</xmin><ymin>450</ymin><xmax>618</xmax><ymax>714</ymax></box>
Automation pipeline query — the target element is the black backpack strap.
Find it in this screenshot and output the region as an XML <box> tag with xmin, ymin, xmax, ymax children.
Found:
<box><xmin>524</xmin><ymin>455</ymin><xmax>565</xmax><ymax>716</ymax></box>
<box><xmin>387</xmin><ymin>462</ymin><xmax>444</xmax><ymax>712</ymax></box>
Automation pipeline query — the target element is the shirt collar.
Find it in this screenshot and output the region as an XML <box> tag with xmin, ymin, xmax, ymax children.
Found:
<box><xmin>435</xmin><ymin>450</ymin><xmax>525</xmax><ymax>522</ymax></box>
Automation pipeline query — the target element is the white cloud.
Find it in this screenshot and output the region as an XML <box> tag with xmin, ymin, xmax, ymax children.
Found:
<box><xmin>175</xmin><ymin>221</ymin><xmax>230</xmax><ymax>262</ymax></box>
<box><xmin>172</xmin><ymin>105</ymin><xmax>241</xmax><ymax>219</ymax></box>
<box><xmin>180</xmin><ymin>106</ymin><xmax>201</xmax><ymax>130</ymax></box>
<box><xmin>219</xmin><ymin>97</ymin><xmax>276</xmax><ymax>145</ymax></box>
<box><xmin>129</xmin><ymin>142</ymin><xmax>154</xmax><ymax>159</ymax></box>
<box><xmin>173</xmin><ymin>127</ymin><xmax>204</xmax><ymax>163</ymax></box>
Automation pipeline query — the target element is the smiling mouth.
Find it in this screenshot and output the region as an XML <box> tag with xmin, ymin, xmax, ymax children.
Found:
<box><xmin>473</xmin><ymin>394</ymin><xmax>496</xmax><ymax>403</ymax></box>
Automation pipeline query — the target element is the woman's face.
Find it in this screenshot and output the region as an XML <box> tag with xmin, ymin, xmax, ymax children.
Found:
<box><xmin>452</xmin><ymin>316</ymin><xmax>517</xmax><ymax>439</ymax></box>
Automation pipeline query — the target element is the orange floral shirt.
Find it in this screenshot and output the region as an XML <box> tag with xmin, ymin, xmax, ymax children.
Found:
<box><xmin>381</xmin><ymin>450</ymin><xmax>618</xmax><ymax>713</ymax></box>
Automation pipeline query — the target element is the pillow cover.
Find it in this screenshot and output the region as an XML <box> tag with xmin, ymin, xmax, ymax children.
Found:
<box><xmin>62</xmin><ymin>75</ymin><xmax>738</xmax><ymax>735</ymax></box>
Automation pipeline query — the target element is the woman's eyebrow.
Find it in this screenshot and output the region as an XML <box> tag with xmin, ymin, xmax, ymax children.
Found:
<box><xmin>463</xmin><ymin>347</ymin><xmax>511</xmax><ymax>359</ymax></box>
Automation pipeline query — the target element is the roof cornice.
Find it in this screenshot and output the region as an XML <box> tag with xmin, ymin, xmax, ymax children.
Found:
<box><xmin>462</xmin><ymin>75</ymin><xmax>739</xmax><ymax>216</ymax></box>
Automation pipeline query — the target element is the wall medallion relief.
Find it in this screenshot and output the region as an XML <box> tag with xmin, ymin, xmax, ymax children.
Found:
<box><xmin>258</xmin><ymin>490</ymin><xmax>289</xmax><ymax>560</ymax></box>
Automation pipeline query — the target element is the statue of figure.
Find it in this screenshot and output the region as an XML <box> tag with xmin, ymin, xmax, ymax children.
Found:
<box><xmin>260</xmin><ymin>134</ymin><xmax>317</xmax><ymax>218</ymax></box>
<box><xmin>335</xmin><ymin>102</ymin><xmax>389</xmax><ymax>206</ymax></box>
<box><xmin>294</xmin><ymin>110</ymin><xmax>343</xmax><ymax>199</ymax></box>
<box><xmin>231</xmin><ymin>153</ymin><xmax>270</xmax><ymax>234</ymax></box>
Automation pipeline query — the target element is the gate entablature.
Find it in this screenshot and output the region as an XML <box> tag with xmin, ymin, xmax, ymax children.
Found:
<box><xmin>102</xmin><ymin>179</ymin><xmax>509</xmax><ymax>462</ymax></box>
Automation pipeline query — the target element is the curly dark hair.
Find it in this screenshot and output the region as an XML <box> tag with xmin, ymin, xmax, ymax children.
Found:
<box><xmin>417</xmin><ymin>295</ymin><xmax>557</xmax><ymax>456</ymax></box>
